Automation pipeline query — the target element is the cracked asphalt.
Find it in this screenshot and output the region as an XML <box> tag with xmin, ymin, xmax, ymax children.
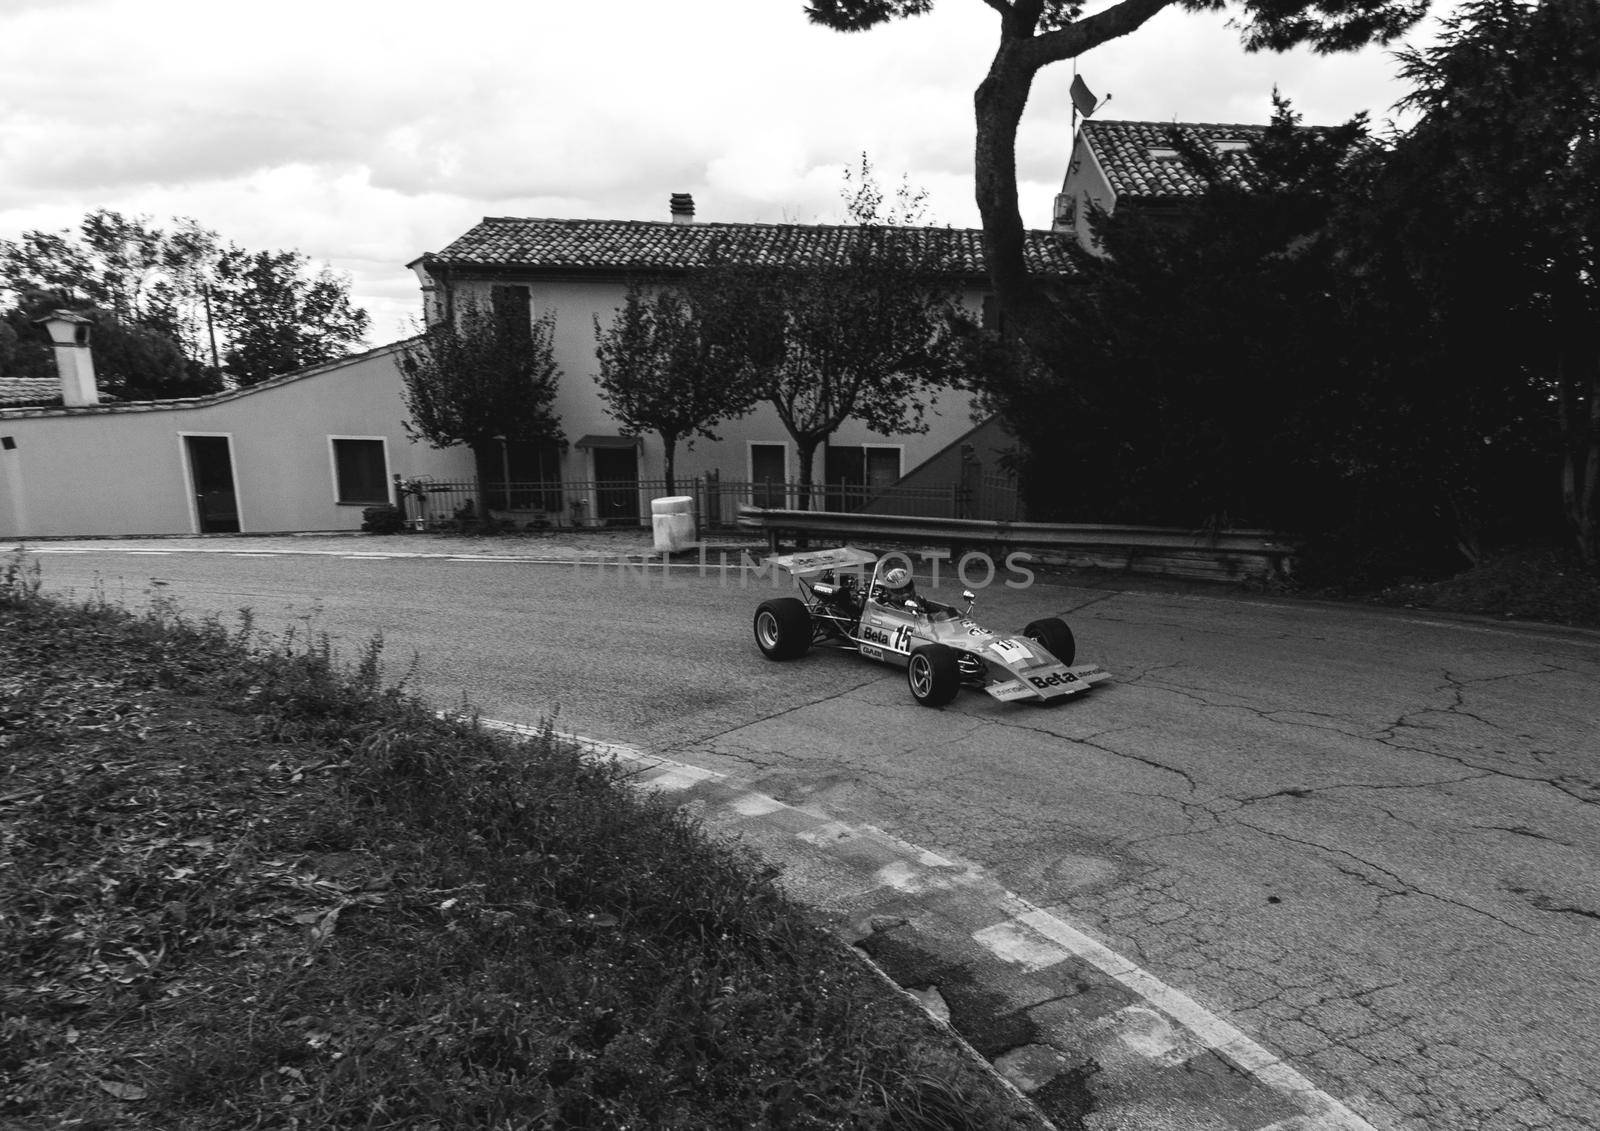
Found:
<box><xmin>15</xmin><ymin>533</ymin><xmax>1600</xmax><ymax>1129</ymax></box>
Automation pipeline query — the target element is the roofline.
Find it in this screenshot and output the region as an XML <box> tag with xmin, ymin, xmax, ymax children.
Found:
<box><xmin>0</xmin><ymin>337</ymin><xmax>420</xmax><ymax>420</ymax></box>
<box><xmin>427</xmin><ymin>260</ymin><xmax>1006</xmax><ymax>287</ymax></box>
<box><xmin>419</xmin><ymin>217</ymin><xmax>1075</xmax><ymax>282</ymax></box>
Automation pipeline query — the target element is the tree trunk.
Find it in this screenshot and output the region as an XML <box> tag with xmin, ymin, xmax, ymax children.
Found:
<box><xmin>469</xmin><ymin>441</ymin><xmax>495</xmax><ymax>528</ymax></box>
<box><xmin>661</xmin><ymin>432</ymin><xmax>678</xmax><ymax>498</ymax></box>
<box><xmin>972</xmin><ymin>0</ymin><xmax>1175</xmax><ymax>379</ymax></box>
<box><xmin>1557</xmin><ymin>354</ymin><xmax>1599</xmax><ymax>572</ymax></box>
<box><xmin>795</xmin><ymin>437</ymin><xmax>822</xmax><ymax>512</ymax></box>
<box><xmin>973</xmin><ymin>36</ymin><xmax>1073</xmax><ymax>379</ymax></box>
<box><xmin>1576</xmin><ymin>363</ymin><xmax>1600</xmax><ymax>572</ymax></box>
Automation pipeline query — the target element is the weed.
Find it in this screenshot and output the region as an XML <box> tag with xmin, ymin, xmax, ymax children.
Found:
<box><xmin>0</xmin><ymin>565</ymin><xmax>1036</xmax><ymax>1129</ymax></box>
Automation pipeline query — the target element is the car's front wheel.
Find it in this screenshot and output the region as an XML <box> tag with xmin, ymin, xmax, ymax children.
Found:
<box><xmin>906</xmin><ymin>643</ymin><xmax>960</xmax><ymax>707</ymax></box>
<box><xmin>754</xmin><ymin>598</ymin><xmax>812</xmax><ymax>660</ymax></box>
<box><xmin>1022</xmin><ymin>617</ymin><xmax>1075</xmax><ymax>666</ymax></box>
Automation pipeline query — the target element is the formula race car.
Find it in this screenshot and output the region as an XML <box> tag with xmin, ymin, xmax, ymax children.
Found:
<box><xmin>751</xmin><ymin>545</ymin><xmax>1109</xmax><ymax>707</ymax></box>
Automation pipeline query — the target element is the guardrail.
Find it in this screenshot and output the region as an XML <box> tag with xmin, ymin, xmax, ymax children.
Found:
<box><xmin>736</xmin><ymin>506</ymin><xmax>1297</xmax><ymax>584</ymax></box>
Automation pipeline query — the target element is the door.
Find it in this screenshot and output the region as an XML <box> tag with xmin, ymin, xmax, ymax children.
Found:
<box><xmin>750</xmin><ymin>443</ymin><xmax>787</xmax><ymax>508</ymax></box>
<box><xmin>592</xmin><ymin>446</ymin><xmax>639</xmax><ymax>526</ymax></box>
<box><xmin>824</xmin><ymin>446</ymin><xmax>865</xmax><ymax>511</ymax></box>
<box><xmin>185</xmin><ymin>436</ymin><xmax>239</xmax><ymax>533</ymax></box>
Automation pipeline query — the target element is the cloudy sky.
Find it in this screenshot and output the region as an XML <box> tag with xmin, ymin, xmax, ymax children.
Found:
<box><xmin>0</xmin><ymin>0</ymin><xmax>1449</xmax><ymax>345</ymax></box>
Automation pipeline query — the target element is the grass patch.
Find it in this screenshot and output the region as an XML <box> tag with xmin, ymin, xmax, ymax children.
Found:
<box><xmin>1360</xmin><ymin>545</ymin><xmax>1600</xmax><ymax>629</ymax></box>
<box><xmin>0</xmin><ymin>554</ymin><xmax>1033</xmax><ymax>1129</ymax></box>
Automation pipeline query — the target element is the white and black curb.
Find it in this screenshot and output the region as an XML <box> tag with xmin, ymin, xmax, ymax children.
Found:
<box><xmin>483</xmin><ymin>718</ymin><xmax>1380</xmax><ymax>1131</ymax></box>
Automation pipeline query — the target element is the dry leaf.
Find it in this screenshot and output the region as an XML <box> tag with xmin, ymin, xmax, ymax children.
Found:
<box><xmin>97</xmin><ymin>1079</ymin><xmax>147</xmax><ymax>1101</ymax></box>
<box><xmin>310</xmin><ymin>906</ymin><xmax>342</xmax><ymax>945</ymax></box>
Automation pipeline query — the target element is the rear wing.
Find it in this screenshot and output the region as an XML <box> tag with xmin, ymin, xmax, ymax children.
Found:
<box><xmin>764</xmin><ymin>545</ymin><xmax>878</xmax><ymax>579</ymax></box>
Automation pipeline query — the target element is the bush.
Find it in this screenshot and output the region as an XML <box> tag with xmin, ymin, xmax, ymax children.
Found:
<box><xmin>360</xmin><ymin>504</ymin><xmax>405</xmax><ymax>533</ymax></box>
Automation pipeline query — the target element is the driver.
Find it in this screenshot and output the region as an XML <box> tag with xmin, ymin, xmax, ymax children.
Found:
<box><xmin>876</xmin><ymin>566</ymin><xmax>918</xmax><ymax>607</ymax></box>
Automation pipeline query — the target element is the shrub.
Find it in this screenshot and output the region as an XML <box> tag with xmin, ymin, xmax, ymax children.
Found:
<box><xmin>360</xmin><ymin>504</ymin><xmax>405</xmax><ymax>533</ymax></box>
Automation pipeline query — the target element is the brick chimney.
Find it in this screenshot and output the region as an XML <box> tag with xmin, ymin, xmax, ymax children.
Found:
<box><xmin>35</xmin><ymin>310</ymin><xmax>100</xmax><ymax>407</ymax></box>
<box><xmin>669</xmin><ymin>193</ymin><xmax>695</xmax><ymax>225</ymax></box>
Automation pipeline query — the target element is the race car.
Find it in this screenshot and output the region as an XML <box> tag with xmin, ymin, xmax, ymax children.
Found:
<box><xmin>751</xmin><ymin>545</ymin><xmax>1109</xmax><ymax>707</ymax></box>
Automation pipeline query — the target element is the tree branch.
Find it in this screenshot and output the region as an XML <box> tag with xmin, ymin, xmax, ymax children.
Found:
<box><xmin>1027</xmin><ymin>0</ymin><xmax>1177</xmax><ymax>67</ymax></box>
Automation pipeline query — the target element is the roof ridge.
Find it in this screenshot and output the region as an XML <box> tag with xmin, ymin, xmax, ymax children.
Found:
<box><xmin>1085</xmin><ymin>119</ymin><xmax>1270</xmax><ymax>130</ymax></box>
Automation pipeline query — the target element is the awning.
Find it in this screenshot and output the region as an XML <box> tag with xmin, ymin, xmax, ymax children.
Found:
<box><xmin>574</xmin><ymin>434</ymin><xmax>641</xmax><ymax>449</ymax></box>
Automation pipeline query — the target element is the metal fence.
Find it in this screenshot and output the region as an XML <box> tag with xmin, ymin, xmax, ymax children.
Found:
<box><xmin>394</xmin><ymin>469</ymin><xmax>1022</xmax><ymax>531</ymax></box>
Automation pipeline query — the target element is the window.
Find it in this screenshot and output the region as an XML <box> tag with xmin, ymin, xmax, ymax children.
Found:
<box><xmin>824</xmin><ymin>445</ymin><xmax>901</xmax><ymax>511</ymax></box>
<box><xmin>981</xmin><ymin>294</ymin><xmax>1006</xmax><ymax>333</ymax></box>
<box><xmin>750</xmin><ymin>443</ymin><xmax>787</xmax><ymax>508</ymax></box>
<box><xmin>332</xmin><ymin>438</ymin><xmax>389</xmax><ymax>505</ymax></box>
<box><xmin>477</xmin><ymin>440</ymin><xmax>562</xmax><ymax>511</ymax></box>
<box><xmin>1212</xmin><ymin>138</ymin><xmax>1251</xmax><ymax>154</ymax></box>
<box><xmin>491</xmin><ymin>285</ymin><xmax>532</xmax><ymax>346</ymax></box>
<box><xmin>1147</xmin><ymin>146</ymin><xmax>1180</xmax><ymax>161</ymax></box>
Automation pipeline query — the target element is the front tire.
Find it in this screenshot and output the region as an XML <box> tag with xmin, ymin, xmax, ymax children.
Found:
<box><xmin>754</xmin><ymin>598</ymin><xmax>812</xmax><ymax>660</ymax></box>
<box><xmin>906</xmin><ymin>644</ymin><xmax>960</xmax><ymax>707</ymax></box>
<box><xmin>1022</xmin><ymin>617</ymin><xmax>1075</xmax><ymax>666</ymax></box>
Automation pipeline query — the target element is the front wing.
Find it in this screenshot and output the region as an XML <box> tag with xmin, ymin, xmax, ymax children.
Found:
<box><xmin>983</xmin><ymin>663</ymin><xmax>1110</xmax><ymax>702</ymax></box>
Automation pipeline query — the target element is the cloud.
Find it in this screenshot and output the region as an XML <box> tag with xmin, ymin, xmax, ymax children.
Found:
<box><xmin>0</xmin><ymin>0</ymin><xmax>1454</xmax><ymax>350</ymax></box>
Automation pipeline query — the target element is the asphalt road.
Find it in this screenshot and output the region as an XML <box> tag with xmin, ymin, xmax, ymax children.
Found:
<box><xmin>19</xmin><ymin>541</ymin><xmax>1600</xmax><ymax>1130</ymax></box>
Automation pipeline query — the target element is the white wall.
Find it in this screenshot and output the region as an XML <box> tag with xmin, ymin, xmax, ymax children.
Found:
<box><xmin>446</xmin><ymin>274</ymin><xmax>989</xmax><ymax>490</ymax></box>
<box><xmin>0</xmin><ymin>344</ymin><xmax>474</xmax><ymax>539</ymax></box>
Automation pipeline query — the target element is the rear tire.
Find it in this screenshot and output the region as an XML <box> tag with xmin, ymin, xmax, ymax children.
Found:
<box><xmin>754</xmin><ymin>598</ymin><xmax>812</xmax><ymax>660</ymax></box>
<box><xmin>1022</xmin><ymin>617</ymin><xmax>1075</xmax><ymax>666</ymax></box>
<box><xmin>906</xmin><ymin>643</ymin><xmax>960</xmax><ymax>707</ymax></box>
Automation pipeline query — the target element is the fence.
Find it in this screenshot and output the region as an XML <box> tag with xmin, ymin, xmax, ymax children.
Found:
<box><xmin>395</xmin><ymin>469</ymin><xmax>1022</xmax><ymax>531</ymax></box>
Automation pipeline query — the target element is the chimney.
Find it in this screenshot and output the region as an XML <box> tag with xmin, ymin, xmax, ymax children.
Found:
<box><xmin>35</xmin><ymin>310</ymin><xmax>100</xmax><ymax>407</ymax></box>
<box><xmin>669</xmin><ymin>192</ymin><xmax>695</xmax><ymax>225</ymax></box>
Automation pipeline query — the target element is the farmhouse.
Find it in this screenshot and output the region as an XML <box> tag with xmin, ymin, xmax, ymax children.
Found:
<box><xmin>406</xmin><ymin>196</ymin><xmax>1077</xmax><ymax>525</ymax></box>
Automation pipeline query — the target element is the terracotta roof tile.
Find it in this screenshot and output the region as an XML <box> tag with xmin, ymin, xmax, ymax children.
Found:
<box><xmin>1082</xmin><ymin>120</ymin><xmax>1270</xmax><ymax>201</ymax></box>
<box><xmin>0</xmin><ymin>377</ymin><xmax>61</xmax><ymax>407</ymax></box>
<box><xmin>427</xmin><ymin>218</ymin><xmax>1078</xmax><ymax>279</ymax></box>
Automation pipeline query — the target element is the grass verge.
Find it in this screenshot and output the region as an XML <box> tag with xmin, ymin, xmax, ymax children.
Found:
<box><xmin>0</xmin><ymin>555</ymin><xmax>1035</xmax><ymax>1129</ymax></box>
<box><xmin>1356</xmin><ymin>545</ymin><xmax>1600</xmax><ymax>629</ymax></box>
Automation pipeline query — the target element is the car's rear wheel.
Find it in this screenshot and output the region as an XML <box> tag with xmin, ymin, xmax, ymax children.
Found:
<box><xmin>754</xmin><ymin>598</ymin><xmax>812</xmax><ymax>660</ymax></box>
<box><xmin>1022</xmin><ymin>617</ymin><xmax>1075</xmax><ymax>666</ymax></box>
<box><xmin>906</xmin><ymin>643</ymin><xmax>960</xmax><ymax>707</ymax></box>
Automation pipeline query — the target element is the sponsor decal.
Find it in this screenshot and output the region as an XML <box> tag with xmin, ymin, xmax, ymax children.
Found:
<box><xmin>859</xmin><ymin>644</ymin><xmax>885</xmax><ymax>661</ymax></box>
<box><xmin>986</xmin><ymin>679</ymin><xmax>1033</xmax><ymax>702</ymax></box>
<box><xmin>1028</xmin><ymin>670</ymin><xmax>1080</xmax><ymax>690</ymax></box>
<box><xmin>860</xmin><ymin>624</ymin><xmax>915</xmax><ymax>653</ymax></box>
<box><xmin>990</xmin><ymin>638</ymin><xmax>1032</xmax><ymax>664</ymax></box>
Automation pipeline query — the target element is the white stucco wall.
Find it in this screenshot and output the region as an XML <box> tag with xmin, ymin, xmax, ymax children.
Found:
<box><xmin>445</xmin><ymin>274</ymin><xmax>989</xmax><ymax>491</ymax></box>
<box><xmin>0</xmin><ymin>343</ymin><xmax>474</xmax><ymax>539</ymax></box>
<box><xmin>1064</xmin><ymin>133</ymin><xmax>1117</xmax><ymax>254</ymax></box>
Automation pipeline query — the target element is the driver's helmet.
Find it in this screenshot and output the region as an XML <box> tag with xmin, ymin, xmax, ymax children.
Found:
<box><xmin>881</xmin><ymin>567</ymin><xmax>915</xmax><ymax>602</ymax></box>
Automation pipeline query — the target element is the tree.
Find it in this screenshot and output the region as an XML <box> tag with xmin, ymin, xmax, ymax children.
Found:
<box><xmin>724</xmin><ymin>158</ymin><xmax>966</xmax><ymax>505</ymax></box>
<box><xmin>211</xmin><ymin>249</ymin><xmax>370</xmax><ymax>386</ymax></box>
<box><xmin>805</xmin><ymin>0</ymin><xmax>1432</xmax><ymax>384</ymax></box>
<box><xmin>0</xmin><ymin>290</ymin><xmax>222</xmax><ymax>401</ymax></box>
<box><xmin>399</xmin><ymin>304</ymin><xmax>566</xmax><ymax>519</ymax></box>
<box><xmin>1375</xmin><ymin>0</ymin><xmax>1600</xmax><ymax>570</ymax></box>
<box><xmin>593</xmin><ymin>275</ymin><xmax>763</xmax><ymax>495</ymax></box>
<box><xmin>974</xmin><ymin>100</ymin><xmax>1385</xmax><ymax>530</ymax></box>
<box><xmin>1</xmin><ymin>211</ymin><xmax>368</xmax><ymax>394</ymax></box>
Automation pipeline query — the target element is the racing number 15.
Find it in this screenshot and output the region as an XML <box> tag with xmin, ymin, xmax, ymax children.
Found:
<box><xmin>893</xmin><ymin>625</ymin><xmax>914</xmax><ymax>653</ymax></box>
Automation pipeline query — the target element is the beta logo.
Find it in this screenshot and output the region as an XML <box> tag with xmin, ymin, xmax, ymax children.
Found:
<box><xmin>1028</xmin><ymin>671</ymin><xmax>1079</xmax><ymax>690</ymax></box>
<box><xmin>860</xmin><ymin>624</ymin><xmax>913</xmax><ymax>652</ymax></box>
